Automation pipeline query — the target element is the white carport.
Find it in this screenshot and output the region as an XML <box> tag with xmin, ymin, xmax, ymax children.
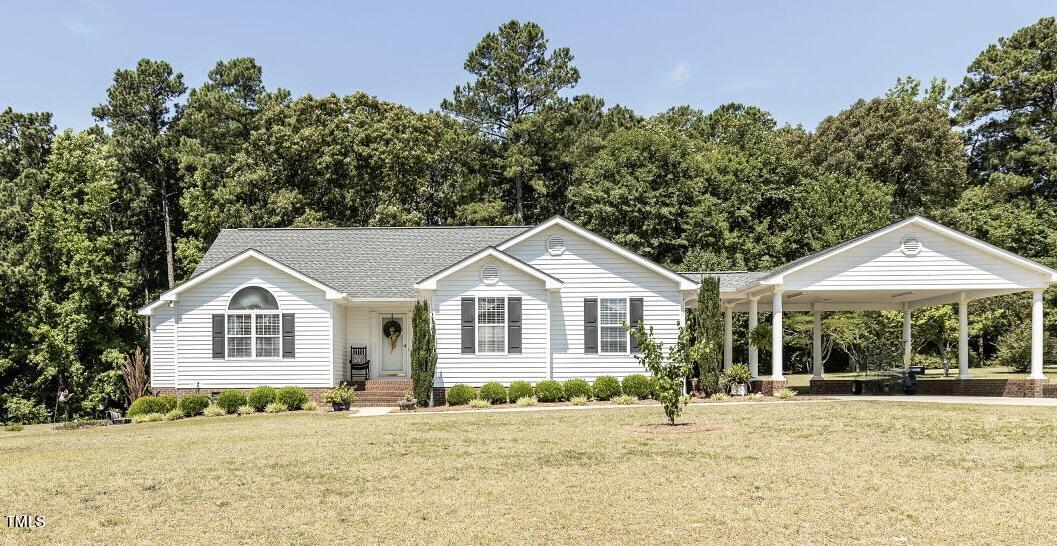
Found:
<box><xmin>688</xmin><ymin>217</ymin><xmax>1057</xmax><ymax>384</ymax></box>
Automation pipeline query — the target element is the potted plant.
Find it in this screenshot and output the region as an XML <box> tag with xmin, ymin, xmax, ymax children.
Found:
<box><xmin>323</xmin><ymin>385</ymin><xmax>355</xmax><ymax>411</ymax></box>
<box><xmin>723</xmin><ymin>364</ymin><xmax>752</xmax><ymax>396</ymax></box>
<box><xmin>397</xmin><ymin>390</ymin><xmax>417</xmax><ymax>411</ymax></box>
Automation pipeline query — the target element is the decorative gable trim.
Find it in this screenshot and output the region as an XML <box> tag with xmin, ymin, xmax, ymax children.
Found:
<box><xmin>138</xmin><ymin>249</ymin><xmax>347</xmax><ymax>316</ymax></box>
<box><xmin>414</xmin><ymin>247</ymin><xmax>563</xmax><ymax>290</ymax></box>
<box><xmin>497</xmin><ymin>216</ymin><xmax>699</xmax><ymax>290</ymax></box>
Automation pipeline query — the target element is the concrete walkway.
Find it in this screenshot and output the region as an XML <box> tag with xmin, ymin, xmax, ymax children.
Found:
<box><xmin>351</xmin><ymin>407</ymin><xmax>393</xmax><ymax>417</ymax></box>
<box><xmin>824</xmin><ymin>394</ymin><xmax>1057</xmax><ymax>407</ymax></box>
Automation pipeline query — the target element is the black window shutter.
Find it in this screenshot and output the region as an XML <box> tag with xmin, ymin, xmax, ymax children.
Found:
<box><xmin>461</xmin><ymin>298</ymin><xmax>475</xmax><ymax>354</ymax></box>
<box><xmin>584</xmin><ymin>298</ymin><xmax>598</xmax><ymax>354</ymax></box>
<box><xmin>630</xmin><ymin>298</ymin><xmax>644</xmax><ymax>352</ymax></box>
<box><xmin>212</xmin><ymin>314</ymin><xmax>225</xmax><ymax>359</ymax></box>
<box><xmin>281</xmin><ymin>314</ymin><xmax>295</xmax><ymax>358</ymax></box>
<box><xmin>508</xmin><ymin>297</ymin><xmax>522</xmax><ymax>354</ymax></box>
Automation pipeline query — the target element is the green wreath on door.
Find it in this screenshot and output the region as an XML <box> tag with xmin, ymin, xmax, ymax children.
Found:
<box><xmin>383</xmin><ymin>319</ymin><xmax>402</xmax><ymax>352</ymax></box>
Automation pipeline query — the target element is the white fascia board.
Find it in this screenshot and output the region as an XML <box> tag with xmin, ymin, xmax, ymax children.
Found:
<box><xmin>413</xmin><ymin>247</ymin><xmax>563</xmax><ymax>290</ymax></box>
<box><xmin>137</xmin><ymin>249</ymin><xmax>346</xmax><ymax>316</ymax></box>
<box><xmin>498</xmin><ymin>216</ymin><xmax>699</xmax><ymax>291</ymax></box>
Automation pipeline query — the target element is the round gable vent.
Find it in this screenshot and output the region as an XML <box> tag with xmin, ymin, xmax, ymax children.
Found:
<box><xmin>901</xmin><ymin>237</ymin><xmax>921</xmax><ymax>256</ymax></box>
<box><xmin>481</xmin><ymin>264</ymin><xmax>500</xmax><ymax>284</ymax></box>
<box><xmin>546</xmin><ymin>234</ymin><xmax>566</xmax><ymax>256</ymax></box>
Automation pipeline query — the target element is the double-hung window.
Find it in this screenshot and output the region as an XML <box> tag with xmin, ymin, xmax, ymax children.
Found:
<box><xmin>477</xmin><ymin>297</ymin><xmax>506</xmax><ymax>354</ymax></box>
<box><xmin>227</xmin><ymin>286</ymin><xmax>281</xmax><ymax>359</ymax></box>
<box><xmin>599</xmin><ymin>298</ymin><xmax>628</xmax><ymax>353</ymax></box>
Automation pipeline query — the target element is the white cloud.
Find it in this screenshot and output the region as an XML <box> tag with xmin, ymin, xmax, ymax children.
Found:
<box><xmin>60</xmin><ymin>19</ymin><xmax>99</xmax><ymax>38</ymax></box>
<box><xmin>665</xmin><ymin>62</ymin><xmax>692</xmax><ymax>86</ymax></box>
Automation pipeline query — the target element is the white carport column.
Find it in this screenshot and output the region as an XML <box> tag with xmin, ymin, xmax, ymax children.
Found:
<box><xmin>958</xmin><ymin>292</ymin><xmax>970</xmax><ymax>380</ymax></box>
<box><xmin>723</xmin><ymin>304</ymin><xmax>733</xmax><ymax>371</ymax></box>
<box><xmin>1030</xmin><ymin>289</ymin><xmax>1045</xmax><ymax>380</ymax></box>
<box><xmin>812</xmin><ymin>304</ymin><xmax>823</xmax><ymax>380</ymax></box>
<box><xmin>902</xmin><ymin>303</ymin><xmax>912</xmax><ymax>369</ymax></box>
<box><xmin>748</xmin><ymin>296</ymin><xmax>759</xmax><ymax>379</ymax></box>
<box><xmin>771</xmin><ymin>289</ymin><xmax>784</xmax><ymax>380</ymax></box>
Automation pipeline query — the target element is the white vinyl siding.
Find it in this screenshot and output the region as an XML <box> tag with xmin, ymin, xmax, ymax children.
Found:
<box><xmin>149</xmin><ymin>307</ymin><xmax>176</xmax><ymax>388</ymax></box>
<box><xmin>159</xmin><ymin>256</ymin><xmax>333</xmax><ymax>389</ymax></box>
<box><xmin>433</xmin><ymin>259</ymin><xmax>549</xmax><ymax>386</ymax></box>
<box><xmin>504</xmin><ymin>225</ymin><xmax>684</xmax><ymax>381</ymax></box>
<box><xmin>783</xmin><ymin>224</ymin><xmax>1052</xmax><ymax>290</ymax></box>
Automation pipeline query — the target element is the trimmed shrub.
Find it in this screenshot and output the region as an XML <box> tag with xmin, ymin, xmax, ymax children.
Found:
<box><xmin>247</xmin><ymin>386</ymin><xmax>277</xmax><ymax>411</ymax></box>
<box><xmin>446</xmin><ymin>384</ymin><xmax>476</xmax><ymax>406</ymax></box>
<box><xmin>164</xmin><ymin>409</ymin><xmax>183</xmax><ymax>421</ymax></box>
<box><xmin>469</xmin><ymin>398</ymin><xmax>491</xmax><ymax>409</ymax></box>
<box><xmin>621</xmin><ymin>374</ymin><xmax>651</xmax><ymax>399</ymax></box>
<box><xmin>265</xmin><ymin>401</ymin><xmax>288</xmax><ymax>413</ymax></box>
<box><xmin>516</xmin><ymin>396</ymin><xmax>537</xmax><ymax>407</ymax></box>
<box><xmin>179</xmin><ymin>395</ymin><xmax>211</xmax><ymax>417</ymax></box>
<box><xmin>203</xmin><ymin>404</ymin><xmax>227</xmax><ymax>417</ymax></box>
<box><xmin>591</xmin><ymin>376</ymin><xmax>621</xmax><ymax>401</ymax></box>
<box><xmin>479</xmin><ymin>382</ymin><xmax>508</xmax><ymax>404</ymax></box>
<box><xmin>216</xmin><ymin>389</ymin><xmax>247</xmax><ymax>414</ymax></box>
<box><xmin>237</xmin><ymin>404</ymin><xmax>256</xmax><ymax>415</ymax></box>
<box><xmin>508</xmin><ymin>381</ymin><xmax>533</xmax><ymax>402</ymax></box>
<box><xmin>127</xmin><ymin>395</ymin><xmax>178</xmax><ymax>417</ymax></box>
<box><xmin>301</xmin><ymin>400</ymin><xmax>318</xmax><ymax>411</ymax></box>
<box><xmin>562</xmin><ymin>378</ymin><xmax>592</xmax><ymax>400</ymax></box>
<box><xmin>570</xmin><ymin>395</ymin><xmax>589</xmax><ymax>406</ymax></box>
<box><xmin>534</xmin><ymin>380</ymin><xmax>564</xmax><ymax>402</ymax></box>
<box><xmin>612</xmin><ymin>394</ymin><xmax>636</xmax><ymax>405</ymax></box>
<box><xmin>276</xmin><ymin>387</ymin><xmax>309</xmax><ymax>411</ymax></box>
<box><xmin>776</xmin><ymin>388</ymin><xmax>798</xmax><ymax>400</ymax></box>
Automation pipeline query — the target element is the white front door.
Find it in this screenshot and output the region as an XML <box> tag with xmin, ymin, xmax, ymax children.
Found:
<box><xmin>377</xmin><ymin>314</ymin><xmax>407</xmax><ymax>377</ymax></box>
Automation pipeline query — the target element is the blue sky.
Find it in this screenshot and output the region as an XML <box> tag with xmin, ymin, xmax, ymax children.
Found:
<box><xmin>2</xmin><ymin>1</ymin><xmax>1053</xmax><ymax>130</ymax></box>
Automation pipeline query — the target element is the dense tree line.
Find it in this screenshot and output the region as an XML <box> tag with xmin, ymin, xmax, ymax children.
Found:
<box><xmin>4</xmin><ymin>18</ymin><xmax>1057</xmax><ymax>421</ymax></box>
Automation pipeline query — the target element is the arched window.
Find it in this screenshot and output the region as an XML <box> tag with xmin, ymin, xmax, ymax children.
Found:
<box><xmin>227</xmin><ymin>286</ymin><xmax>281</xmax><ymax>359</ymax></box>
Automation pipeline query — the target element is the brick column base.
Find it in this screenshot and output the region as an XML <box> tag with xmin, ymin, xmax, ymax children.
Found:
<box><xmin>750</xmin><ymin>379</ymin><xmax>787</xmax><ymax>396</ymax></box>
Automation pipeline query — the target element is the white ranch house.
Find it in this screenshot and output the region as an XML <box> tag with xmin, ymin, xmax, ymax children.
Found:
<box><xmin>139</xmin><ymin>216</ymin><xmax>1057</xmax><ymax>403</ymax></box>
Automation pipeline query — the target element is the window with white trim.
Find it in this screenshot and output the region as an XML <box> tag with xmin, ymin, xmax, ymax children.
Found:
<box><xmin>477</xmin><ymin>297</ymin><xmax>506</xmax><ymax>353</ymax></box>
<box><xmin>227</xmin><ymin>286</ymin><xmax>281</xmax><ymax>359</ymax></box>
<box><xmin>599</xmin><ymin>298</ymin><xmax>628</xmax><ymax>353</ymax></box>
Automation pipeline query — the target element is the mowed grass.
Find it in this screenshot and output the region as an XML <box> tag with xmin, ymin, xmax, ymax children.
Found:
<box><xmin>4</xmin><ymin>401</ymin><xmax>1057</xmax><ymax>544</ymax></box>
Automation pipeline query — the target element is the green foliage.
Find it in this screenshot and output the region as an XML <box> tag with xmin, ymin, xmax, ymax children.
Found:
<box><xmin>164</xmin><ymin>409</ymin><xmax>184</xmax><ymax>421</ymax></box>
<box><xmin>264</xmin><ymin>401</ymin><xmax>288</xmax><ymax>413</ymax></box>
<box><xmin>301</xmin><ymin>401</ymin><xmax>317</xmax><ymax>411</ymax></box>
<box><xmin>4</xmin><ymin>423</ymin><xmax>24</xmax><ymax>432</ymax></box>
<box><xmin>629</xmin><ymin>324</ymin><xmax>693</xmax><ymax>425</ymax></box>
<box><xmin>611</xmin><ymin>394</ymin><xmax>636</xmax><ymax>405</ymax></box>
<box><xmin>323</xmin><ymin>385</ymin><xmax>356</xmax><ymax>405</ymax></box>
<box><xmin>275</xmin><ymin>387</ymin><xmax>308</xmax><ymax>411</ymax></box>
<box><xmin>515</xmin><ymin>396</ymin><xmax>537</xmax><ymax>407</ymax></box>
<box><xmin>590</xmin><ymin>376</ymin><xmax>621</xmax><ymax>401</ymax></box>
<box><xmin>202</xmin><ymin>404</ymin><xmax>227</xmax><ymax>417</ymax></box>
<box><xmin>216</xmin><ymin>390</ymin><xmax>247</xmax><ymax>414</ymax></box>
<box><xmin>469</xmin><ymin>398</ymin><xmax>491</xmax><ymax>409</ymax></box>
<box><xmin>479</xmin><ymin>382</ymin><xmax>508</xmax><ymax>404</ymax></box>
<box><xmin>694</xmin><ymin>276</ymin><xmax>723</xmax><ymax>395</ymax></box>
<box><xmin>411</xmin><ymin>299</ymin><xmax>439</xmax><ymax>406</ymax></box>
<box><xmin>127</xmin><ymin>395</ymin><xmax>177</xmax><ymax>417</ymax></box>
<box><xmin>709</xmin><ymin>393</ymin><xmax>729</xmax><ymax>401</ymax></box>
<box><xmin>570</xmin><ymin>395</ymin><xmax>589</xmax><ymax>406</ymax></box>
<box><xmin>534</xmin><ymin>380</ymin><xmax>564</xmax><ymax>402</ymax></box>
<box><xmin>723</xmin><ymin>364</ymin><xmax>752</xmax><ymax>386</ymax></box>
<box><xmin>508</xmin><ymin>381</ymin><xmax>534</xmax><ymax>402</ymax></box>
<box><xmin>237</xmin><ymin>405</ymin><xmax>256</xmax><ymax>415</ymax></box>
<box><xmin>621</xmin><ymin>374</ymin><xmax>652</xmax><ymax>399</ymax></box>
<box><xmin>445</xmin><ymin>384</ymin><xmax>476</xmax><ymax>406</ymax></box>
<box><xmin>993</xmin><ymin>326</ymin><xmax>1057</xmax><ymax>373</ymax></box>
<box><xmin>247</xmin><ymin>387</ymin><xmax>276</xmax><ymax>411</ymax></box>
<box><xmin>178</xmin><ymin>395</ymin><xmax>211</xmax><ymax>417</ymax></box>
<box><xmin>132</xmin><ymin>412</ymin><xmax>165</xmax><ymax>424</ymax></box>
<box><xmin>776</xmin><ymin>388</ymin><xmax>798</xmax><ymax>400</ymax></box>
<box><xmin>562</xmin><ymin>378</ymin><xmax>592</xmax><ymax>400</ymax></box>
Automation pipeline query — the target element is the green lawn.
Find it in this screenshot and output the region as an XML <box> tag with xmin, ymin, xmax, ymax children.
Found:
<box><xmin>4</xmin><ymin>401</ymin><xmax>1057</xmax><ymax>544</ymax></box>
<box><xmin>787</xmin><ymin>365</ymin><xmax>1057</xmax><ymax>388</ymax></box>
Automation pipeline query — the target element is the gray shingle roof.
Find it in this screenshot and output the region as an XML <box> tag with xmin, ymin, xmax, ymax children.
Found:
<box><xmin>679</xmin><ymin>271</ymin><xmax>768</xmax><ymax>292</ymax></box>
<box><xmin>193</xmin><ymin>226</ymin><xmax>531</xmax><ymax>299</ymax></box>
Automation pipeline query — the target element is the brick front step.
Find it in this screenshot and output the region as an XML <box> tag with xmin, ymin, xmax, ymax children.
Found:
<box><xmin>348</xmin><ymin>380</ymin><xmax>412</xmax><ymax>392</ymax></box>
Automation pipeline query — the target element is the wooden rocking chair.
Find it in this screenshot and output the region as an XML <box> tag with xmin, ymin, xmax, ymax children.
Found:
<box><xmin>349</xmin><ymin>346</ymin><xmax>370</xmax><ymax>381</ymax></box>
